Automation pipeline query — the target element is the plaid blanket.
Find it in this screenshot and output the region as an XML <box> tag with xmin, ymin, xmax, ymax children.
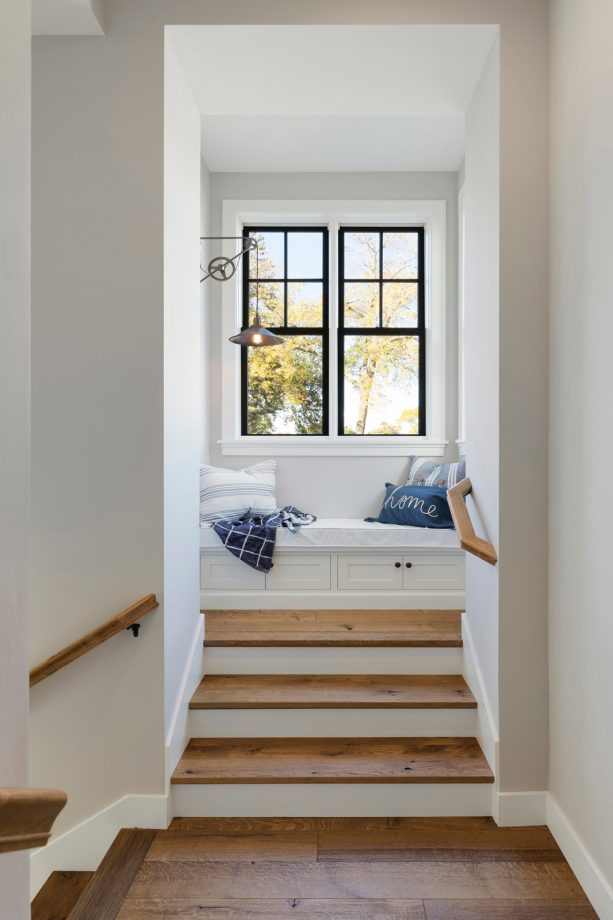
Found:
<box><xmin>211</xmin><ymin>506</ymin><xmax>316</xmax><ymax>572</ymax></box>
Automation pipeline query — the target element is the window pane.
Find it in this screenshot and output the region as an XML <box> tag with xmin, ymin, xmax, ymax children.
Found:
<box><xmin>250</xmin><ymin>231</ymin><xmax>284</xmax><ymax>279</ymax></box>
<box><xmin>249</xmin><ymin>281</ymin><xmax>284</xmax><ymax>326</ymax></box>
<box><xmin>246</xmin><ymin>335</ymin><xmax>324</xmax><ymax>434</ymax></box>
<box><xmin>288</xmin><ymin>282</ymin><xmax>323</xmax><ymax>327</ymax></box>
<box><xmin>344</xmin><ymin>282</ymin><xmax>379</xmax><ymax>327</ymax></box>
<box><xmin>382</xmin><ymin>232</ymin><xmax>418</xmax><ymax>279</ymax></box>
<box><xmin>287</xmin><ymin>232</ymin><xmax>323</xmax><ymax>279</ymax></box>
<box><xmin>342</xmin><ymin>335</ymin><xmax>420</xmax><ymax>435</ymax></box>
<box><xmin>343</xmin><ymin>231</ymin><xmax>379</xmax><ymax>279</ymax></box>
<box><xmin>382</xmin><ymin>282</ymin><xmax>418</xmax><ymax>327</ymax></box>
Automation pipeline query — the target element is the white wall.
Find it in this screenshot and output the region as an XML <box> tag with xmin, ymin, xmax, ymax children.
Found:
<box><xmin>205</xmin><ymin>171</ymin><xmax>459</xmax><ymax>518</ymax></box>
<box><xmin>0</xmin><ymin>1</ymin><xmax>32</xmax><ymax>915</ymax></box>
<box><xmin>463</xmin><ymin>39</ymin><xmax>501</xmax><ymax>728</ymax></box>
<box><xmin>29</xmin><ymin>0</ymin><xmax>550</xmax><ymax>835</ymax></box>
<box><xmin>549</xmin><ymin>0</ymin><xmax>613</xmax><ymax>905</ymax></box>
<box><xmin>201</xmin><ymin>158</ymin><xmax>211</xmax><ymax>464</ymax></box>
<box><xmin>30</xmin><ymin>24</ymin><xmax>166</xmax><ymax>836</ymax></box>
<box><xmin>163</xmin><ymin>32</ymin><xmax>203</xmax><ymax>741</ymax></box>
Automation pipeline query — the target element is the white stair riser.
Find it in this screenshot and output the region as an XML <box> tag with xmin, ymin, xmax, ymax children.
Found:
<box><xmin>172</xmin><ymin>783</ymin><xmax>493</xmax><ymax>818</ymax></box>
<box><xmin>202</xmin><ymin>591</ymin><xmax>465</xmax><ymax>610</ymax></box>
<box><xmin>204</xmin><ymin>647</ymin><xmax>463</xmax><ymax>675</ymax></box>
<box><xmin>188</xmin><ymin>708</ymin><xmax>478</xmax><ymax>738</ymax></box>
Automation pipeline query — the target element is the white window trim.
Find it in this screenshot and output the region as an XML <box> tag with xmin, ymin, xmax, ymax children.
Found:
<box><xmin>457</xmin><ymin>184</ymin><xmax>467</xmax><ymax>458</ymax></box>
<box><xmin>219</xmin><ymin>199</ymin><xmax>447</xmax><ymax>458</ymax></box>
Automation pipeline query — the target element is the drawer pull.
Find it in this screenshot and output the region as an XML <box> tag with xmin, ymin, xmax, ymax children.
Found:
<box><xmin>394</xmin><ymin>562</ymin><xmax>401</xmax><ymax>568</ymax></box>
<box><xmin>405</xmin><ymin>562</ymin><xmax>413</xmax><ymax>569</ymax></box>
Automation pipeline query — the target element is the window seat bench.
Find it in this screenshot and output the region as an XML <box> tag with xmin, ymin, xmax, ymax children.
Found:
<box><xmin>200</xmin><ymin>519</ymin><xmax>464</xmax><ymax>610</ymax></box>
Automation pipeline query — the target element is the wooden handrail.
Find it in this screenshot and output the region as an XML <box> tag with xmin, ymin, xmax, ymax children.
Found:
<box><xmin>447</xmin><ymin>478</ymin><xmax>498</xmax><ymax>565</ymax></box>
<box><xmin>29</xmin><ymin>594</ymin><xmax>159</xmax><ymax>687</ymax></box>
<box><xmin>0</xmin><ymin>786</ymin><xmax>67</xmax><ymax>853</ymax></box>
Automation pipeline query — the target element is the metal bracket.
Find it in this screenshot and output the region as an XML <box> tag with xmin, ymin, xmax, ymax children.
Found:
<box><xmin>200</xmin><ymin>235</ymin><xmax>257</xmax><ymax>283</ymax></box>
<box><xmin>126</xmin><ymin>623</ymin><xmax>141</xmax><ymax>638</ymax></box>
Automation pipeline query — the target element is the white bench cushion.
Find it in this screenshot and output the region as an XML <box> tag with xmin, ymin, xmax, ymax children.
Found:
<box><xmin>200</xmin><ymin>518</ymin><xmax>460</xmax><ymax>551</ymax></box>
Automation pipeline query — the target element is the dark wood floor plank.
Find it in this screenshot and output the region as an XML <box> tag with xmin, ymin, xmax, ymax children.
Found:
<box><xmin>145</xmin><ymin>831</ymin><xmax>317</xmax><ymax>862</ymax></box>
<box><xmin>31</xmin><ymin>871</ymin><xmax>93</xmax><ymax>920</ymax></box>
<box><xmin>126</xmin><ymin>859</ymin><xmax>584</xmax><ymax>901</ymax></box>
<box><xmin>168</xmin><ymin>817</ymin><xmax>390</xmax><ymax>834</ymax></box>
<box><xmin>424</xmin><ymin>899</ymin><xmax>598</xmax><ymax>919</ymax></box>
<box><xmin>118</xmin><ymin>898</ymin><xmax>426</xmax><ymax>919</ymax></box>
<box><xmin>203</xmin><ymin>610</ymin><xmax>463</xmax><ymax>647</ymax></box>
<box><xmin>319</xmin><ymin>819</ymin><xmax>563</xmax><ymax>862</ymax></box>
<box><xmin>171</xmin><ymin>737</ymin><xmax>494</xmax><ymax>785</ymax></box>
<box><xmin>190</xmin><ymin>674</ymin><xmax>476</xmax><ymax>709</ymax></box>
<box><xmin>67</xmin><ymin>828</ymin><xmax>156</xmax><ymax>920</ymax></box>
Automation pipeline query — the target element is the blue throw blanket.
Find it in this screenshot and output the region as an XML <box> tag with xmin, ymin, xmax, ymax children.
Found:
<box><xmin>211</xmin><ymin>506</ymin><xmax>316</xmax><ymax>572</ymax></box>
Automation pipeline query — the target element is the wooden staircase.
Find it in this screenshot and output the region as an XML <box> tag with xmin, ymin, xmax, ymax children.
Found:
<box><xmin>172</xmin><ymin>609</ymin><xmax>493</xmax><ymax>816</ymax></box>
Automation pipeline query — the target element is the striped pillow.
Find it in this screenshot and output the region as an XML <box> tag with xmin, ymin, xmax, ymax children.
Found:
<box><xmin>406</xmin><ymin>457</ymin><xmax>465</xmax><ymax>490</ymax></box>
<box><xmin>200</xmin><ymin>460</ymin><xmax>277</xmax><ymax>524</ymax></box>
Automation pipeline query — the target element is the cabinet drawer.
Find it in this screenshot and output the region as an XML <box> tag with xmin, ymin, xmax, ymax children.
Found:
<box><xmin>266</xmin><ymin>555</ymin><xmax>331</xmax><ymax>591</ymax></box>
<box><xmin>403</xmin><ymin>554</ymin><xmax>465</xmax><ymax>590</ymax></box>
<box><xmin>337</xmin><ymin>554</ymin><xmax>403</xmax><ymax>591</ymax></box>
<box><xmin>201</xmin><ymin>553</ymin><xmax>265</xmax><ymax>591</ymax></box>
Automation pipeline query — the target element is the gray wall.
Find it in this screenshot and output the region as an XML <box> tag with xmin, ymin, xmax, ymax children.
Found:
<box><xmin>0</xmin><ymin>1</ymin><xmax>32</xmax><ymax>916</ymax></box>
<box><xmin>205</xmin><ymin>171</ymin><xmax>459</xmax><ymax>519</ymax></box>
<box><xmin>549</xmin><ymin>0</ymin><xmax>613</xmax><ymax>902</ymax></box>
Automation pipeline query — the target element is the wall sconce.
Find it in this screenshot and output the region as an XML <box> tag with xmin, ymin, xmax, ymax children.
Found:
<box><xmin>200</xmin><ymin>235</ymin><xmax>284</xmax><ymax>348</ymax></box>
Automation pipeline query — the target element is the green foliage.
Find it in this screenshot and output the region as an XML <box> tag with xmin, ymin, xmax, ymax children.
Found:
<box><xmin>247</xmin><ymin>333</ymin><xmax>323</xmax><ymax>434</ymax></box>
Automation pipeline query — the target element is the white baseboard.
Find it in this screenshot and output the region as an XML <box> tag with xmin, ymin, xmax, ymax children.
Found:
<box><xmin>547</xmin><ymin>793</ymin><xmax>613</xmax><ymax>920</ymax></box>
<box><xmin>461</xmin><ymin>616</ymin><xmax>498</xmax><ymax>769</ymax></box>
<box><xmin>495</xmin><ymin>791</ymin><xmax>547</xmax><ymax>826</ymax></box>
<box><xmin>201</xmin><ymin>590</ymin><xmax>465</xmax><ymax>610</ymax></box>
<box><xmin>30</xmin><ymin>791</ymin><xmax>170</xmax><ymax>899</ymax></box>
<box><xmin>165</xmin><ymin>616</ymin><xmax>205</xmax><ymax>781</ymax></box>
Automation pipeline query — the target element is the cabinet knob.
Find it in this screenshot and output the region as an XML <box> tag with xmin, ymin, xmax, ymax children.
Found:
<box><xmin>394</xmin><ymin>561</ymin><xmax>401</xmax><ymax>568</ymax></box>
<box><xmin>405</xmin><ymin>562</ymin><xmax>413</xmax><ymax>568</ymax></box>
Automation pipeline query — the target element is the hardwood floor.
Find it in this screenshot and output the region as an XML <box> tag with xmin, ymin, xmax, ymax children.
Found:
<box><xmin>115</xmin><ymin>818</ymin><xmax>597</xmax><ymax>919</ymax></box>
<box><xmin>31</xmin><ymin>871</ymin><xmax>93</xmax><ymax>920</ymax></box>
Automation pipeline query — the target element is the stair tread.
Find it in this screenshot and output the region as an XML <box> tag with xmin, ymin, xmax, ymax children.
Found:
<box><xmin>31</xmin><ymin>871</ymin><xmax>93</xmax><ymax>920</ymax></box>
<box><xmin>203</xmin><ymin>609</ymin><xmax>463</xmax><ymax>647</ymax></box>
<box><xmin>190</xmin><ymin>674</ymin><xmax>476</xmax><ymax>709</ymax></box>
<box><xmin>171</xmin><ymin>737</ymin><xmax>493</xmax><ymax>784</ymax></box>
<box><xmin>67</xmin><ymin>828</ymin><xmax>155</xmax><ymax>920</ymax></box>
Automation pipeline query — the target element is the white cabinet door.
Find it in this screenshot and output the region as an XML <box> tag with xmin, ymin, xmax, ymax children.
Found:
<box><xmin>266</xmin><ymin>555</ymin><xmax>331</xmax><ymax>591</ymax></box>
<box><xmin>402</xmin><ymin>554</ymin><xmax>465</xmax><ymax>590</ymax></box>
<box><xmin>337</xmin><ymin>555</ymin><xmax>403</xmax><ymax>591</ymax></box>
<box><xmin>201</xmin><ymin>553</ymin><xmax>265</xmax><ymax>591</ymax></box>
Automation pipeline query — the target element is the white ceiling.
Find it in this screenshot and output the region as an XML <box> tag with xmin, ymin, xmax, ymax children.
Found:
<box><xmin>32</xmin><ymin>0</ymin><xmax>104</xmax><ymax>36</ymax></box>
<box><xmin>170</xmin><ymin>25</ymin><xmax>497</xmax><ymax>173</ymax></box>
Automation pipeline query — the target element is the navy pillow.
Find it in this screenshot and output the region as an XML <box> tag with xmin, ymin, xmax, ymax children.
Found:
<box><xmin>366</xmin><ymin>483</ymin><xmax>454</xmax><ymax>529</ymax></box>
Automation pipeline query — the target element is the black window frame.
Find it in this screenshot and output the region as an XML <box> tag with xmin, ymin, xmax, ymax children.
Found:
<box><xmin>338</xmin><ymin>225</ymin><xmax>426</xmax><ymax>437</ymax></box>
<box><xmin>240</xmin><ymin>226</ymin><xmax>330</xmax><ymax>437</ymax></box>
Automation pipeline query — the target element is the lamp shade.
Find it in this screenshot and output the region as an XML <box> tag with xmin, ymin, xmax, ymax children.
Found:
<box><xmin>229</xmin><ymin>309</ymin><xmax>285</xmax><ymax>347</ymax></box>
<box><xmin>229</xmin><ymin>324</ymin><xmax>285</xmax><ymax>347</ymax></box>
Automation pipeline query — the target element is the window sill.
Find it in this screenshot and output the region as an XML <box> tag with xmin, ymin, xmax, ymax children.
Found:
<box><xmin>218</xmin><ymin>438</ymin><xmax>448</xmax><ymax>458</ymax></box>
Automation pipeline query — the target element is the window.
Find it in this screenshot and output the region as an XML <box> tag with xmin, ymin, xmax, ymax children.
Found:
<box><xmin>221</xmin><ymin>199</ymin><xmax>446</xmax><ymax>458</ymax></box>
<box><xmin>241</xmin><ymin>225</ymin><xmax>425</xmax><ymax>438</ymax></box>
<box><xmin>241</xmin><ymin>227</ymin><xmax>329</xmax><ymax>435</ymax></box>
<box><xmin>339</xmin><ymin>227</ymin><xmax>425</xmax><ymax>436</ymax></box>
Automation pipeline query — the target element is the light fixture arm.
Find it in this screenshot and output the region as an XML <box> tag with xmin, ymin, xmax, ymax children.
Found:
<box><xmin>200</xmin><ymin>235</ymin><xmax>257</xmax><ymax>282</ymax></box>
